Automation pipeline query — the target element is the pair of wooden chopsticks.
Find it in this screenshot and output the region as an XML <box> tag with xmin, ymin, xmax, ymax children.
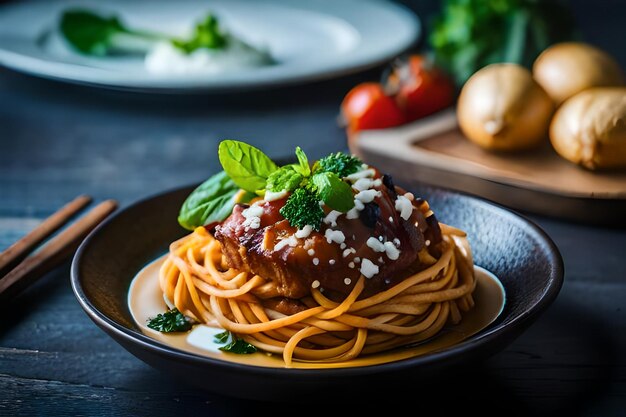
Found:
<box><xmin>0</xmin><ymin>196</ymin><xmax>117</xmax><ymax>302</ymax></box>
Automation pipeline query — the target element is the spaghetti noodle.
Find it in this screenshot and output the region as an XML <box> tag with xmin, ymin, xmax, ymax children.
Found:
<box><xmin>159</xmin><ymin>222</ymin><xmax>476</xmax><ymax>366</ymax></box>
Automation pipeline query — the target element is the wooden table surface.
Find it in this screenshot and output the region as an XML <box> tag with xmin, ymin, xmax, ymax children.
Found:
<box><xmin>1</xmin><ymin>1</ymin><xmax>625</xmax><ymax>415</ymax></box>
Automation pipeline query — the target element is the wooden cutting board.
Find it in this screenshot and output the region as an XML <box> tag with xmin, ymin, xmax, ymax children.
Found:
<box><xmin>350</xmin><ymin>109</ymin><xmax>626</xmax><ymax>225</ymax></box>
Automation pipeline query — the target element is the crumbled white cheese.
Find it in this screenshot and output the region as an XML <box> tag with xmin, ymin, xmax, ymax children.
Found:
<box><xmin>324</xmin><ymin>229</ymin><xmax>346</xmax><ymax>244</ymax></box>
<box><xmin>355</xmin><ymin>189</ymin><xmax>381</xmax><ymax>204</ymax></box>
<box><xmin>295</xmin><ymin>225</ymin><xmax>313</xmax><ymax>239</ymax></box>
<box><xmin>264</xmin><ymin>189</ymin><xmax>288</xmax><ymax>202</ymax></box>
<box><xmin>378</xmin><ymin>236</ymin><xmax>384</xmax><ymax>242</ymax></box>
<box><xmin>354</xmin><ymin>257</ymin><xmax>361</xmax><ymax>263</ymax></box>
<box><xmin>344</xmin><ymin>278</ymin><xmax>352</xmax><ymax>285</ymax></box>
<box><xmin>395</xmin><ymin>194</ymin><xmax>414</xmax><ymax>220</ymax></box>
<box><xmin>378</xmin><ymin>257</ymin><xmax>384</xmax><ymax>263</ymax></box>
<box><xmin>312</xmin><ymin>258</ymin><xmax>319</xmax><ymax>266</ymax></box>
<box><xmin>393</xmin><ymin>238</ymin><xmax>401</xmax><ymax>246</ymax></box>
<box><xmin>329</xmin><ymin>259</ymin><xmax>336</xmax><ymax>265</ymax></box>
<box><xmin>343</xmin><ymin>248</ymin><xmax>357</xmax><ymax>258</ymax></box>
<box><xmin>345</xmin><ymin>168</ymin><xmax>375</xmax><ymax>181</ymax></box>
<box><xmin>389</xmin><ymin>216</ymin><xmax>394</xmax><ymax>223</ymax></box>
<box><xmin>274</xmin><ymin>235</ymin><xmax>298</xmax><ymax>251</ymax></box>
<box><xmin>323</xmin><ymin>210</ymin><xmax>342</xmax><ymax>227</ymax></box>
<box><xmin>340</xmin><ymin>242</ymin><xmax>347</xmax><ymax>250</ymax></box>
<box><xmin>366</xmin><ymin>237</ymin><xmax>386</xmax><ymax>253</ymax></box>
<box><xmin>242</xmin><ymin>205</ymin><xmax>264</xmax><ymax>229</ymax></box>
<box><xmin>307</xmin><ymin>248</ymin><xmax>315</xmax><ymax>256</ymax></box>
<box><xmin>311</xmin><ymin>280</ymin><xmax>320</xmax><ymax>288</ymax></box>
<box><xmin>425</xmin><ymin>239</ymin><xmax>431</xmax><ymax>246</ymax></box>
<box><xmin>348</xmin><ymin>262</ymin><xmax>355</xmax><ymax>269</ymax></box>
<box><xmin>405</xmin><ymin>192</ymin><xmax>415</xmax><ymax>201</ymax></box>
<box><xmin>360</xmin><ymin>259</ymin><xmax>379</xmax><ymax>279</ymax></box>
<box><xmin>384</xmin><ymin>241</ymin><xmax>400</xmax><ymax>260</ymax></box>
<box><xmin>244</xmin><ymin>205</ymin><xmax>264</xmax><ymax>217</ymax></box>
<box><xmin>352</xmin><ymin>178</ymin><xmax>378</xmax><ymax>191</ymax></box>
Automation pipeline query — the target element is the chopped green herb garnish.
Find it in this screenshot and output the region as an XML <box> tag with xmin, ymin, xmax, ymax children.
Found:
<box><xmin>214</xmin><ymin>331</ymin><xmax>258</xmax><ymax>354</ymax></box>
<box><xmin>172</xmin><ymin>14</ymin><xmax>227</xmax><ymax>53</ymax></box>
<box><xmin>316</xmin><ymin>152</ymin><xmax>363</xmax><ymax>178</ymax></box>
<box><xmin>279</xmin><ymin>188</ymin><xmax>325</xmax><ymax>231</ymax></box>
<box><xmin>147</xmin><ymin>308</ymin><xmax>191</xmax><ymax>333</ymax></box>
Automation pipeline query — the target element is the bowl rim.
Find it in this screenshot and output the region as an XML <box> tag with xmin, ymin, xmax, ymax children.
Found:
<box><xmin>70</xmin><ymin>183</ymin><xmax>564</xmax><ymax>377</ymax></box>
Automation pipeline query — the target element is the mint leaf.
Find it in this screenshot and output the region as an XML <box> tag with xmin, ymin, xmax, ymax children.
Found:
<box><xmin>310</xmin><ymin>172</ymin><xmax>355</xmax><ymax>212</ymax></box>
<box><xmin>218</xmin><ymin>140</ymin><xmax>279</xmax><ymax>193</ymax></box>
<box><xmin>178</xmin><ymin>171</ymin><xmax>254</xmax><ymax>230</ymax></box>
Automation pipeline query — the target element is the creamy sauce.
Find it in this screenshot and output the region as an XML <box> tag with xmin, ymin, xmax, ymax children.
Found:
<box><xmin>128</xmin><ymin>255</ymin><xmax>505</xmax><ymax>369</ymax></box>
<box><xmin>144</xmin><ymin>39</ymin><xmax>272</xmax><ymax>75</ymax></box>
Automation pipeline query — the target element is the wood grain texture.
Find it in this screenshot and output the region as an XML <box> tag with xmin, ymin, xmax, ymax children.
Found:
<box><xmin>1</xmin><ymin>1</ymin><xmax>625</xmax><ymax>415</ymax></box>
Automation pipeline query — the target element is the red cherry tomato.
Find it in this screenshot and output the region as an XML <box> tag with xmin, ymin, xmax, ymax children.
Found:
<box><xmin>340</xmin><ymin>82</ymin><xmax>406</xmax><ymax>135</ymax></box>
<box><xmin>386</xmin><ymin>55</ymin><xmax>455</xmax><ymax>121</ymax></box>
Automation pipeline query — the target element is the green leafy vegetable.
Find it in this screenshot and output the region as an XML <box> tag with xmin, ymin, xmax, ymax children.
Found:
<box><xmin>430</xmin><ymin>0</ymin><xmax>576</xmax><ymax>85</ymax></box>
<box><xmin>181</xmin><ymin>144</ymin><xmax>364</xmax><ymax>232</ymax></box>
<box><xmin>214</xmin><ymin>331</ymin><xmax>258</xmax><ymax>354</ymax></box>
<box><xmin>147</xmin><ymin>308</ymin><xmax>191</xmax><ymax>333</ymax></box>
<box><xmin>266</xmin><ymin>166</ymin><xmax>303</xmax><ymax>193</ymax></box>
<box><xmin>316</xmin><ymin>152</ymin><xmax>363</xmax><ymax>178</ymax></box>
<box><xmin>178</xmin><ymin>171</ymin><xmax>255</xmax><ymax>230</ymax></box>
<box><xmin>60</xmin><ymin>9</ymin><xmax>153</xmax><ymax>56</ymax></box>
<box><xmin>60</xmin><ymin>9</ymin><xmax>231</xmax><ymax>56</ymax></box>
<box><xmin>310</xmin><ymin>172</ymin><xmax>355</xmax><ymax>212</ymax></box>
<box><xmin>218</xmin><ymin>140</ymin><xmax>279</xmax><ymax>193</ymax></box>
<box><xmin>279</xmin><ymin>188</ymin><xmax>325</xmax><ymax>231</ymax></box>
<box><xmin>171</xmin><ymin>14</ymin><xmax>228</xmax><ymax>53</ymax></box>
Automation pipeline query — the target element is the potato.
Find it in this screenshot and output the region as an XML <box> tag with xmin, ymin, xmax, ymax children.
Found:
<box><xmin>533</xmin><ymin>42</ymin><xmax>624</xmax><ymax>105</ymax></box>
<box><xmin>457</xmin><ymin>63</ymin><xmax>555</xmax><ymax>152</ymax></box>
<box><xmin>550</xmin><ymin>87</ymin><xmax>626</xmax><ymax>170</ymax></box>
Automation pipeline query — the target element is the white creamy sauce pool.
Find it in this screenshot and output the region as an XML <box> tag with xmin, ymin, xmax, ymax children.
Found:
<box><xmin>144</xmin><ymin>39</ymin><xmax>272</xmax><ymax>74</ymax></box>
<box><xmin>128</xmin><ymin>255</ymin><xmax>505</xmax><ymax>369</ymax></box>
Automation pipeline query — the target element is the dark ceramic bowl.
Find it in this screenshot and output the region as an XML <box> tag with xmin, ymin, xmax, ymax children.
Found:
<box><xmin>71</xmin><ymin>184</ymin><xmax>563</xmax><ymax>401</ymax></box>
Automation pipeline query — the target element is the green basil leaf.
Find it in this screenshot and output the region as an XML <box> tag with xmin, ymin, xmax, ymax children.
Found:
<box><xmin>218</xmin><ymin>140</ymin><xmax>279</xmax><ymax>192</ymax></box>
<box><xmin>310</xmin><ymin>172</ymin><xmax>354</xmax><ymax>212</ymax></box>
<box><xmin>178</xmin><ymin>171</ymin><xmax>254</xmax><ymax>230</ymax></box>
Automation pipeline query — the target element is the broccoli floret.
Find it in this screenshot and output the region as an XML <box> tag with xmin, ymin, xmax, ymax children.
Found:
<box><xmin>279</xmin><ymin>188</ymin><xmax>324</xmax><ymax>230</ymax></box>
<box><xmin>316</xmin><ymin>152</ymin><xmax>363</xmax><ymax>178</ymax></box>
<box><xmin>266</xmin><ymin>166</ymin><xmax>303</xmax><ymax>192</ymax></box>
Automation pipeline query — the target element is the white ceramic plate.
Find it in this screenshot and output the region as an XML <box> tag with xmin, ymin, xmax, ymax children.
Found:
<box><xmin>0</xmin><ymin>0</ymin><xmax>420</xmax><ymax>92</ymax></box>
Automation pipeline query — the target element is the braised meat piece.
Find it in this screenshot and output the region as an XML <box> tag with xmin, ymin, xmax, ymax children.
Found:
<box><xmin>214</xmin><ymin>171</ymin><xmax>442</xmax><ymax>301</ymax></box>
